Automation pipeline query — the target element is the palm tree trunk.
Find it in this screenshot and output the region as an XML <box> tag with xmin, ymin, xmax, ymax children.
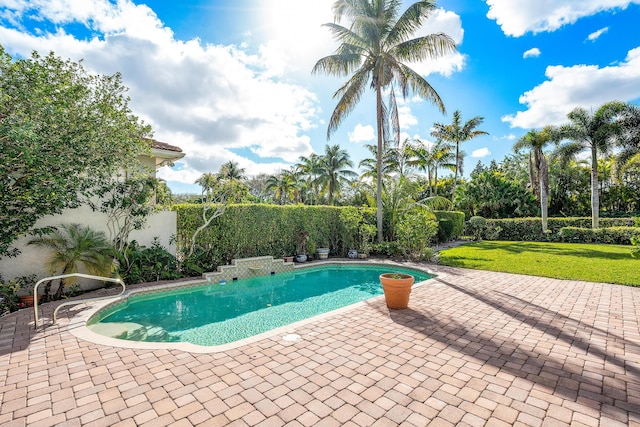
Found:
<box><xmin>540</xmin><ymin>171</ymin><xmax>548</xmax><ymax>233</ymax></box>
<box><xmin>452</xmin><ymin>143</ymin><xmax>460</xmax><ymax>199</ymax></box>
<box><xmin>434</xmin><ymin>168</ymin><xmax>438</xmax><ymax>196</ymax></box>
<box><xmin>375</xmin><ymin>82</ymin><xmax>384</xmax><ymax>243</ymax></box>
<box><xmin>539</xmin><ymin>153</ymin><xmax>549</xmax><ymax>233</ymax></box>
<box><xmin>591</xmin><ymin>148</ymin><xmax>599</xmax><ymax>228</ymax></box>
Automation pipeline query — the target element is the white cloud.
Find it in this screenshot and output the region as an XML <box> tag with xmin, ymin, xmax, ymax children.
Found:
<box><xmin>587</xmin><ymin>27</ymin><xmax>609</xmax><ymax>42</ymax></box>
<box><xmin>503</xmin><ymin>46</ymin><xmax>640</xmax><ymax>129</ymax></box>
<box><xmin>0</xmin><ymin>0</ymin><xmax>320</xmax><ymax>185</ymax></box>
<box><xmin>486</xmin><ymin>0</ymin><xmax>640</xmax><ymax>37</ymax></box>
<box><xmin>523</xmin><ymin>48</ymin><xmax>541</xmax><ymax>58</ymax></box>
<box><xmin>348</xmin><ymin>124</ymin><xmax>375</xmax><ymax>143</ymax></box>
<box><xmin>471</xmin><ymin>148</ymin><xmax>491</xmax><ymax>158</ymax></box>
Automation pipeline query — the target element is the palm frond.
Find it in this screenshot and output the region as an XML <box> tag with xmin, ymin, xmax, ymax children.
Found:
<box><xmin>386</xmin><ymin>0</ymin><xmax>437</xmax><ymax>46</ymax></box>
<box><xmin>327</xmin><ymin>69</ymin><xmax>369</xmax><ymax>138</ymax></box>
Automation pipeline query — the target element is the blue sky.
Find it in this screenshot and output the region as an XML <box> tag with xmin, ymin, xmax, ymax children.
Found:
<box><xmin>1</xmin><ymin>0</ymin><xmax>639</xmax><ymax>194</ymax></box>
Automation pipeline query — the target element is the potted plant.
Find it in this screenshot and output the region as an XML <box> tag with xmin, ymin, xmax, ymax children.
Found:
<box><xmin>317</xmin><ymin>247</ymin><xmax>330</xmax><ymax>260</ymax></box>
<box><xmin>15</xmin><ymin>274</ymin><xmax>39</xmax><ymax>307</ymax></box>
<box><xmin>379</xmin><ymin>272</ymin><xmax>415</xmax><ymax>309</ymax></box>
<box><xmin>295</xmin><ymin>230</ymin><xmax>308</xmax><ymax>262</ymax></box>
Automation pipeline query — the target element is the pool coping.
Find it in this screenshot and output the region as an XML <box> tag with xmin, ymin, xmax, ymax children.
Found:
<box><xmin>65</xmin><ymin>260</ymin><xmax>443</xmax><ymax>353</ymax></box>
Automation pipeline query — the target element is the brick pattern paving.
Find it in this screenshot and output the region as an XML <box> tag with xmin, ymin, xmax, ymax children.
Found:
<box><xmin>1</xmin><ymin>265</ymin><xmax>640</xmax><ymax>426</ymax></box>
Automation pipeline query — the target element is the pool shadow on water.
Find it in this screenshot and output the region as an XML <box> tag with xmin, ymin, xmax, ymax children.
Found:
<box><xmin>372</xmin><ymin>278</ymin><xmax>640</xmax><ymax>413</ymax></box>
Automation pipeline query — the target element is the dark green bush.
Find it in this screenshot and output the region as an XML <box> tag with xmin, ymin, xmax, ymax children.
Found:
<box><xmin>632</xmin><ymin>236</ymin><xmax>640</xmax><ymax>258</ymax></box>
<box><xmin>116</xmin><ymin>239</ymin><xmax>182</xmax><ymax>284</ymax></box>
<box><xmin>0</xmin><ymin>275</ymin><xmax>20</xmax><ymax>315</ymax></box>
<box><xmin>467</xmin><ymin>216</ymin><xmax>487</xmax><ymax>240</ymax></box>
<box><xmin>486</xmin><ymin>217</ymin><xmax>636</xmax><ymax>241</ymax></box>
<box><xmin>370</xmin><ymin>241</ymin><xmax>404</xmax><ymax>257</ymax></box>
<box><xmin>434</xmin><ymin>211</ymin><xmax>465</xmax><ymax>242</ymax></box>
<box><xmin>558</xmin><ymin>227</ymin><xmax>640</xmax><ymax>245</ymax></box>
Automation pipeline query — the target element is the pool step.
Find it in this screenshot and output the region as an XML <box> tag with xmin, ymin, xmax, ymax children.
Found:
<box><xmin>88</xmin><ymin>322</ymin><xmax>169</xmax><ymax>341</ymax></box>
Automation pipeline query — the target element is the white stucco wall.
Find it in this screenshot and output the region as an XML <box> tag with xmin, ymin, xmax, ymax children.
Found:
<box><xmin>0</xmin><ymin>206</ymin><xmax>177</xmax><ymax>281</ymax></box>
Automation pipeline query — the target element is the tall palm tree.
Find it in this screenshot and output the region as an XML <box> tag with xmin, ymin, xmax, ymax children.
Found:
<box><xmin>195</xmin><ymin>172</ymin><xmax>219</xmax><ymax>195</ymax></box>
<box><xmin>431</xmin><ymin>110</ymin><xmax>488</xmax><ymax>198</ymax></box>
<box><xmin>616</xmin><ymin>103</ymin><xmax>640</xmax><ymax>176</ymax></box>
<box><xmin>295</xmin><ymin>153</ymin><xmax>323</xmax><ymax>205</ymax></box>
<box><xmin>408</xmin><ymin>138</ymin><xmax>455</xmax><ymax>196</ymax></box>
<box><xmin>554</xmin><ymin>101</ymin><xmax>626</xmax><ymax>228</ymax></box>
<box><xmin>218</xmin><ymin>161</ymin><xmax>246</xmax><ymax>181</ymax></box>
<box><xmin>513</xmin><ymin>127</ymin><xmax>556</xmax><ymax>232</ymax></box>
<box><xmin>27</xmin><ymin>223</ymin><xmax>116</xmax><ymax>301</ymax></box>
<box><xmin>265</xmin><ymin>171</ymin><xmax>296</xmax><ymax>205</ymax></box>
<box><xmin>316</xmin><ymin>144</ymin><xmax>357</xmax><ymax>205</ymax></box>
<box><xmin>358</xmin><ymin>141</ymin><xmax>398</xmax><ymax>183</ymax></box>
<box><xmin>313</xmin><ymin>0</ymin><xmax>456</xmax><ymax>242</ymax></box>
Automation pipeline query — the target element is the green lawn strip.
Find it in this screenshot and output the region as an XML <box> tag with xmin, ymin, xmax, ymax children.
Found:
<box><xmin>438</xmin><ymin>241</ymin><xmax>639</xmax><ymax>286</ymax></box>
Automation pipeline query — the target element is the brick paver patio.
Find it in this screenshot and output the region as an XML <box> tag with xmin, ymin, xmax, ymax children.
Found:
<box><xmin>1</xmin><ymin>264</ymin><xmax>639</xmax><ymax>426</ymax></box>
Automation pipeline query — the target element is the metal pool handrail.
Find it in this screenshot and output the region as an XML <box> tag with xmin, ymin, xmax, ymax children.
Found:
<box><xmin>33</xmin><ymin>273</ymin><xmax>126</xmax><ymax>328</ymax></box>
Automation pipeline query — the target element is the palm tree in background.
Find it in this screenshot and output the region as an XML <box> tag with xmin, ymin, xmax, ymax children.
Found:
<box><xmin>316</xmin><ymin>144</ymin><xmax>358</xmax><ymax>205</ymax></box>
<box><xmin>28</xmin><ymin>223</ymin><xmax>116</xmax><ymax>301</ymax></box>
<box><xmin>195</xmin><ymin>172</ymin><xmax>218</xmax><ymax>195</ymax></box>
<box><xmin>431</xmin><ymin>110</ymin><xmax>488</xmax><ymax>198</ymax></box>
<box><xmin>218</xmin><ymin>161</ymin><xmax>246</xmax><ymax>181</ymax></box>
<box><xmin>554</xmin><ymin>101</ymin><xmax>626</xmax><ymax>228</ymax></box>
<box><xmin>358</xmin><ymin>141</ymin><xmax>398</xmax><ymax>183</ymax></box>
<box><xmin>513</xmin><ymin>127</ymin><xmax>556</xmax><ymax>232</ymax></box>
<box><xmin>313</xmin><ymin>0</ymin><xmax>456</xmax><ymax>242</ymax></box>
<box><xmin>295</xmin><ymin>153</ymin><xmax>324</xmax><ymax>205</ymax></box>
<box><xmin>617</xmin><ymin>103</ymin><xmax>640</xmax><ymax>177</ymax></box>
<box><xmin>408</xmin><ymin>139</ymin><xmax>455</xmax><ymax>196</ymax></box>
<box><xmin>265</xmin><ymin>171</ymin><xmax>296</xmax><ymax>205</ymax></box>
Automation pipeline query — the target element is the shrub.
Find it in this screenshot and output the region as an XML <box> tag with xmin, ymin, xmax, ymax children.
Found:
<box><xmin>467</xmin><ymin>216</ymin><xmax>487</xmax><ymax>241</ymax></box>
<box><xmin>116</xmin><ymin>239</ymin><xmax>182</xmax><ymax>284</ymax></box>
<box><xmin>0</xmin><ymin>276</ymin><xmax>20</xmax><ymax>316</ymax></box>
<box><xmin>632</xmin><ymin>236</ymin><xmax>640</xmax><ymax>259</ymax></box>
<box><xmin>485</xmin><ymin>217</ymin><xmax>637</xmax><ymax>241</ymax></box>
<box><xmin>558</xmin><ymin>226</ymin><xmax>640</xmax><ymax>245</ymax></box>
<box><xmin>434</xmin><ymin>211</ymin><xmax>465</xmax><ymax>243</ymax></box>
<box><xmin>396</xmin><ymin>208</ymin><xmax>439</xmax><ymax>261</ymax></box>
<box><xmin>370</xmin><ymin>241</ymin><xmax>404</xmax><ymax>257</ymax></box>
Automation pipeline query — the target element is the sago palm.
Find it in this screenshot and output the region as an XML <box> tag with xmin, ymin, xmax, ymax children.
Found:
<box><xmin>313</xmin><ymin>0</ymin><xmax>456</xmax><ymax>241</ymax></box>
<box><xmin>28</xmin><ymin>223</ymin><xmax>116</xmax><ymax>301</ymax></box>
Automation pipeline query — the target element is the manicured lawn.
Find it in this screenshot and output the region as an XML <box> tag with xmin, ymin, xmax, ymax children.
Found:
<box><xmin>439</xmin><ymin>241</ymin><xmax>640</xmax><ymax>286</ymax></box>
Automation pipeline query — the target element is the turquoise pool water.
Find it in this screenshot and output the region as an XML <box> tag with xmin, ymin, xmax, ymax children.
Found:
<box><xmin>88</xmin><ymin>264</ymin><xmax>432</xmax><ymax>346</ymax></box>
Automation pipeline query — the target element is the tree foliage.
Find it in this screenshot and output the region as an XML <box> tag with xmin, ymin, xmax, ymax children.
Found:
<box><xmin>0</xmin><ymin>46</ymin><xmax>151</xmax><ymax>257</ymax></box>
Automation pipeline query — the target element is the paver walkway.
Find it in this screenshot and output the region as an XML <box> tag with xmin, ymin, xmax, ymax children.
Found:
<box><xmin>1</xmin><ymin>265</ymin><xmax>640</xmax><ymax>426</ymax></box>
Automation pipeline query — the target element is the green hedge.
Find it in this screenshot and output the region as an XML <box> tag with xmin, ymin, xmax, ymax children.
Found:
<box><xmin>173</xmin><ymin>204</ymin><xmax>377</xmax><ymax>266</ymax></box>
<box><xmin>559</xmin><ymin>227</ymin><xmax>640</xmax><ymax>245</ymax></box>
<box><xmin>434</xmin><ymin>211</ymin><xmax>465</xmax><ymax>242</ymax></box>
<box><xmin>485</xmin><ymin>217</ymin><xmax>636</xmax><ymax>241</ymax></box>
<box><xmin>173</xmin><ymin>204</ymin><xmax>469</xmax><ymax>269</ymax></box>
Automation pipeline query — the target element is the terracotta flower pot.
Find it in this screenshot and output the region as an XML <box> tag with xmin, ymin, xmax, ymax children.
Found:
<box><xmin>380</xmin><ymin>273</ymin><xmax>415</xmax><ymax>309</ymax></box>
<box><xmin>19</xmin><ymin>295</ymin><xmax>35</xmax><ymax>307</ymax></box>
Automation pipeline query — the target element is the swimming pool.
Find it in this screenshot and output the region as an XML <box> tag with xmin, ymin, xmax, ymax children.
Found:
<box><xmin>88</xmin><ymin>264</ymin><xmax>433</xmax><ymax>347</ymax></box>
